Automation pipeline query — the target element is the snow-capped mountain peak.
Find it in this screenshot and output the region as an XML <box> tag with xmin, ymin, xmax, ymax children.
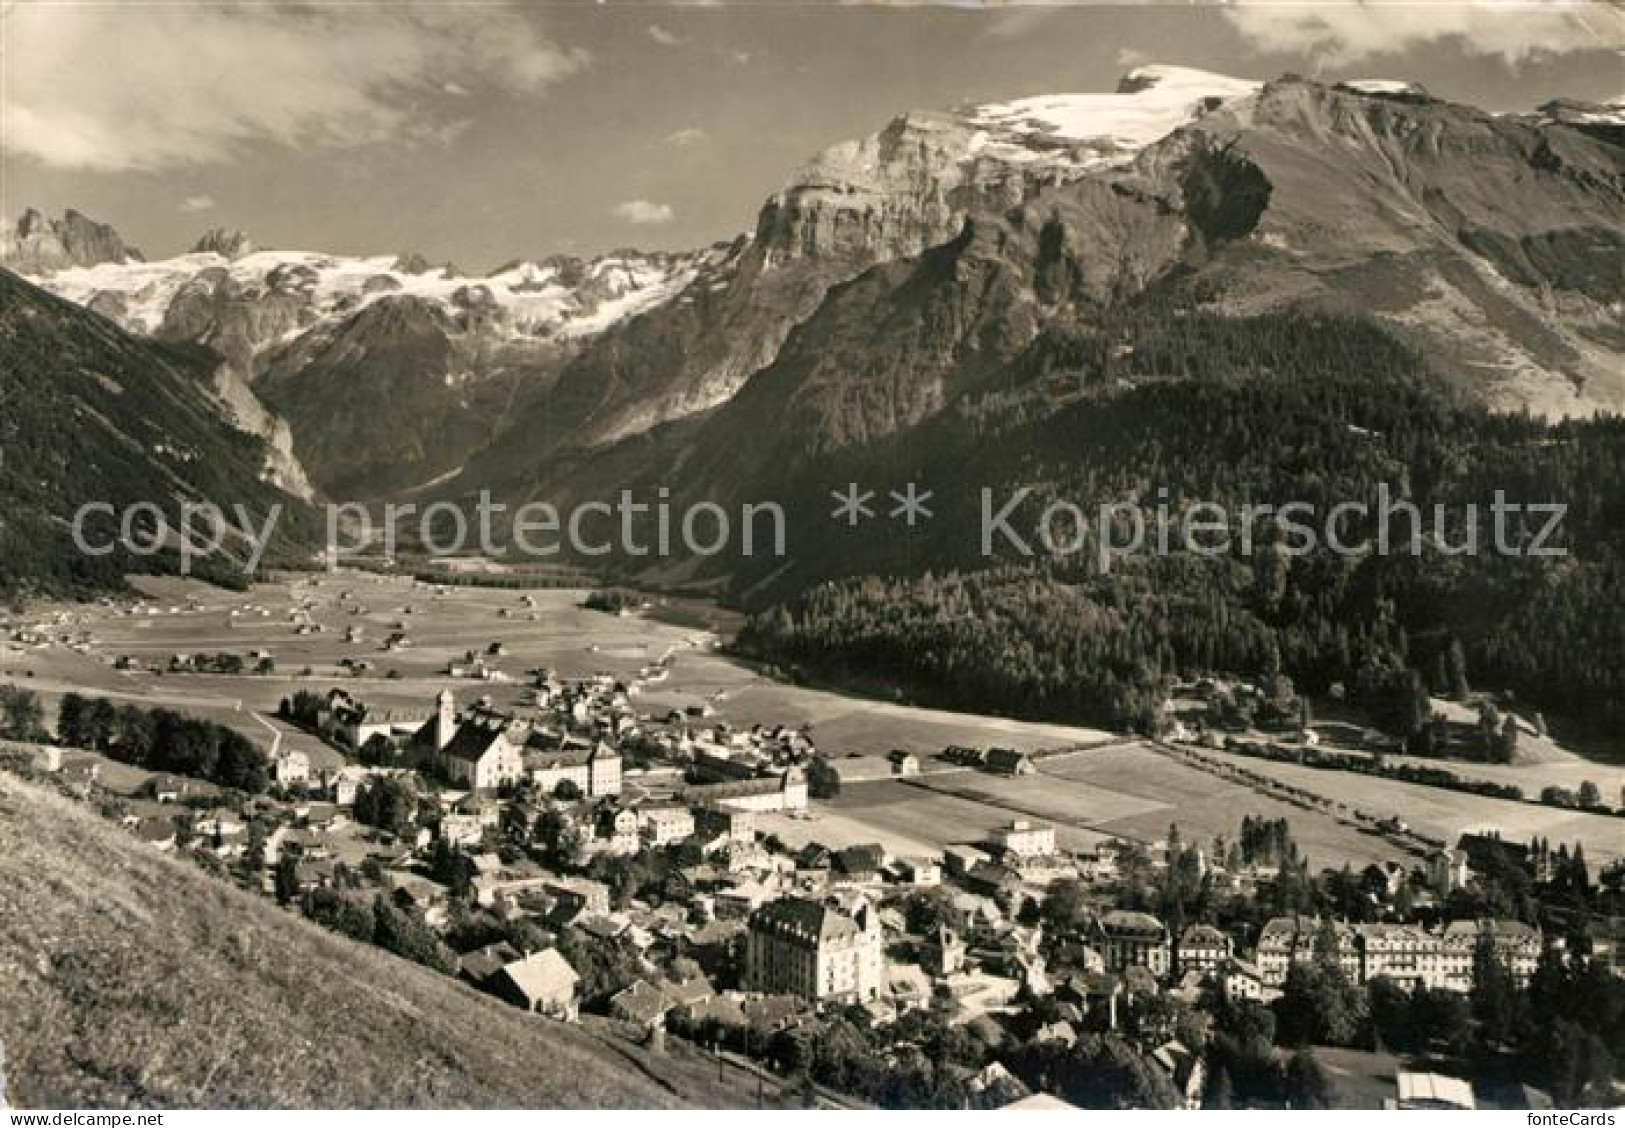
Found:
<box><xmin>4</xmin><ymin>215</ymin><xmax>718</xmax><ymax>501</ymax></box>
<box><xmin>1335</xmin><ymin>79</ymin><xmax>1432</xmax><ymax>98</ymax></box>
<box><xmin>23</xmin><ymin>242</ymin><xmax>707</xmax><ymax>343</ymax></box>
<box><xmin>965</xmin><ymin>65</ymin><xmax>1260</xmax><ymax>160</ymax></box>
<box><xmin>754</xmin><ymin>65</ymin><xmax>1261</xmax><ymax>269</ymax></box>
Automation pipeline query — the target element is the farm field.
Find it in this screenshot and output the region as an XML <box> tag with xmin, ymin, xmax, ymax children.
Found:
<box><xmin>16</xmin><ymin>572</ymin><xmax>703</xmax><ymax>685</ymax></box>
<box><xmin>1311</xmin><ymin>703</ymin><xmax>1625</xmax><ymax>798</ymax></box>
<box><xmin>9</xmin><ymin>571</ymin><xmax>1615</xmax><ymax>872</ymax></box>
<box><xmin>804</xmin><ymin>778</ymin><xmax>1116</xmax><ymax>856</ymax></box>
<box><xmin>1353</xmin><ymin>748</ymin><xmax>1623</xmax><ymax>803</ymax></box>
<box><xmin>1035</xmin><ymin>746</ymin><xmax>1412</xmax><ymax>866</ymax></box>
<box><xmin>1199</xmin><ymin>747</ymin><xmax>1625</xmax><ymax>863</ymax></box>
<box><xmin>790</xmin><ymin>743</ymin><xmax>1411</xmax><ymax>868</ymax></box>
<box><xmin>646</xmin><ymin>663</ymin><xmax>1117</xmax><ymax>758</ymax></box>
<box><xmin>922</xmin><ymin>744</ymin><xmax>1411</xmax><ymax>867</ymax></box>
<box><xmin>5</xmin><ymin>573</ymin><xmax>710</xmax><ymax>739</ymax></box>
<box><xmin>755</xmin><ymin>801</ymin><xmax>954</xmax><ymax>859</ymax></box>
<box><xmin>5</xmin><ymin>572</ymin><xmax>1118</xmax><ymax>766</ymax></box>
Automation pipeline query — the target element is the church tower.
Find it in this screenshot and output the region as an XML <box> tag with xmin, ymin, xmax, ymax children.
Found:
<box><xmin>435</xmin><ymin>688</ymin><xmax>456</xmax><ymax>751</ymax></box>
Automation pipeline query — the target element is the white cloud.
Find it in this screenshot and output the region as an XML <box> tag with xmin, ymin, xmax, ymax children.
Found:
<box><xmin>648</xmin><ymin>24</ymin><xmax>685</xmax><ymax>47</ymax></box>
<box><xmin>984</xmin><ymin>7</ymin><xmax>1064</xmax><ymax>41</ymax></box>
<box><xmin>613</xmin><ymin>200</ymin><xmax>676</xmax><ymax>225</ymax></box>
<box><xmin>179</xmin><ymin>195</ymin><xmax>217</xmax><ymax>213</ymax></box>
<box><xmin>3</xmin><ymin>2</ymin><xmax>588</xmax><ymax>171</ymax></box>
<box><xmin>1223</xmin><ymin>0</ymin><xmax>1625</xmax><ymax>66</ymax></box>
<box><xmin>1116</xmin><ymin>46</ymin><xmax>1151</xmax><ymax>71</ymax></box>
<box><xmin>666</xmin><ymin>127</ymin><xmax>708</xmax><ymax>148</ymax></box>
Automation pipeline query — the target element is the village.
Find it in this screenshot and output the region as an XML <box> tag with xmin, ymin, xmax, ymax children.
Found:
<box><xmin>5</xmin><ymin>588</ymin><xmax>1623</xmax><ymax>1111</ymax></box>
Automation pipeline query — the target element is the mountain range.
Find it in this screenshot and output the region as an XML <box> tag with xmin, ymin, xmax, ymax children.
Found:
<box><xmin>4</xmin><ymin>65</ymin><xmax>1623</xmax><ymax>576</ymax></box>
<box><xmin>10</xmin><ymin>227</ymin><xmax>712</xmax><ymax>499</ymax></box>
<box><xmin>5</xmin><ymin>63</ymin><xmax>1625</xmax><ymax>742</ymax></box>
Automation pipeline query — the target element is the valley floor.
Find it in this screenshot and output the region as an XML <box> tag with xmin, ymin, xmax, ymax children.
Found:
<box><xmin>7</xmin><ymin>571</ymin><xmax>1618</xmax><ymax>871</ymax></box>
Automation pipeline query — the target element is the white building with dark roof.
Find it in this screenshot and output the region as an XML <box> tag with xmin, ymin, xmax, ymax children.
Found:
<box><xmin>415</xmin><ymin>690</ymin><xmax>525</xmax><ymax>791</ymax></box>
<box><xmin>746</xmin><ymin>895</ymin><xmax>883</xmax><ymax>1002</ymax></box>
<box><xmin>1359</xmin><ymin>922</ymin><xmax>1448</xmax><ymax>990</ymax></box>
<box><xmin>682</xmin><ymin>766</ymin><xmax>808</xmax><ymax>812</ymax></box>
<box><xmin>1255</xmin><ymin>916</ymin><xmax>1361</xmax><ymax>986</ymax></box>
<box><xmin>639</xmin><ymin>805</ymin><xmax>695</xmax><ymax>846</ymax></box>
<box><xmin>525</xmin><ymin>740</ymin><xmax>621</xmax><ymax>797</ymax></box>
<box><xmin>273</xmin><ymin>748</ymin><xmax>311</xmax><ymax>787</ymax></box>
<box><xmin>987</xmin><ymin>819</ymin><xmax>1055</xmax><ymax>860</ymax></box>
<box><xmin>1097</xmin><ymin>910</ymin><xmax>1171</xmax><ymax>977</ymax></box>
<box><xmin>1175</xmin><ymin>923</ymin><xmax>1233</xmax><ymax>974</ymax></box>
<box><xmin>1441</xmin><ymin>919</ymin><xmax>1541</xmax><ymax>989</ymax></box>
<box><xmin>1256</xmin><ymin>915</ymin><xmax>1541</xmax><ymax>992</ymax></box>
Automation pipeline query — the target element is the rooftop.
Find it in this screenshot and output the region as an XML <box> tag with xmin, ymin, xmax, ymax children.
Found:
<box><xmin>1396</xmin><ymin>1071</ymin><xmax>1476</xmax><ymax>1110</ymax></box>
<box><xmin>751</xmin><ymin>896</ymin><xmax>870</xmax><ymax>944</ymax></box>
<box><xmin>495</xmin><ymin>949</ymin><xmax>579</xmax><ymax>1000</ymax></box>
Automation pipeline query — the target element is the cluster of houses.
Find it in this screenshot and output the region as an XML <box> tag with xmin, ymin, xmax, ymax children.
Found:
<box><xmin>6</xmin><ymin>597</ymin><xmax>207</xmax><ymax>655</ymax></box>
<box><xmin>20</xmin><ymin>651</ymin><xmax>1621</xmax><ymax>1113</ymax></box>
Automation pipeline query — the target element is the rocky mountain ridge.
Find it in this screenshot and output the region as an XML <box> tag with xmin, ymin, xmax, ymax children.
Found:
<box><xmin>453</xmin><ymin>70</ymin><xmax>1625</xmax><ymax>518</ymax></box>
<box><xmin>511</xmin><ymin>66</ymin><xmax>1264</xmax><ymax>454</ymax></box>
<box><xmin>8</xmin><ymin>219</ymin><xmax>717</xmax><ymax>498</ymax></box>
<box><xmin>1</xmin><ymin>207</ymin><xmax>140</xmax><ymax>274</ymax></box>
<box><xmin>10</xmin><ymin>67</ymin><xmax>1624</xmax><ymax>514</ymax></box>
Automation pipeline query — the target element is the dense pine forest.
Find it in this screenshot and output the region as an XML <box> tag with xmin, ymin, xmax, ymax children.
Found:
<box><xmin>737</xmin><ymin>308</ymin><xmax>1625</xmax><ymax>747</ymax></box>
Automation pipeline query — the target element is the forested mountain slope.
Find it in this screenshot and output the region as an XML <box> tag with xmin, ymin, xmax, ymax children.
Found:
<box><xmin>0</xmin><ymin>270</ymin><xmax>316</xmax><ymax>598</ymax></box>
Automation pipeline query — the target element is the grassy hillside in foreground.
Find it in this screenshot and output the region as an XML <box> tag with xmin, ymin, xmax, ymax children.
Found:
<box><xmin>0</xmin><ymin>771</ymin><xmax>752</xmax><ymax>1109</ymax></box>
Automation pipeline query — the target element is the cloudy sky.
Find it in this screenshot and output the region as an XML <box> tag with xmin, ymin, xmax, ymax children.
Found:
<box><xmin>4</xmin><ymin>1</ymin><xmax>1622</xmax><ymax>269</ymax></box>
